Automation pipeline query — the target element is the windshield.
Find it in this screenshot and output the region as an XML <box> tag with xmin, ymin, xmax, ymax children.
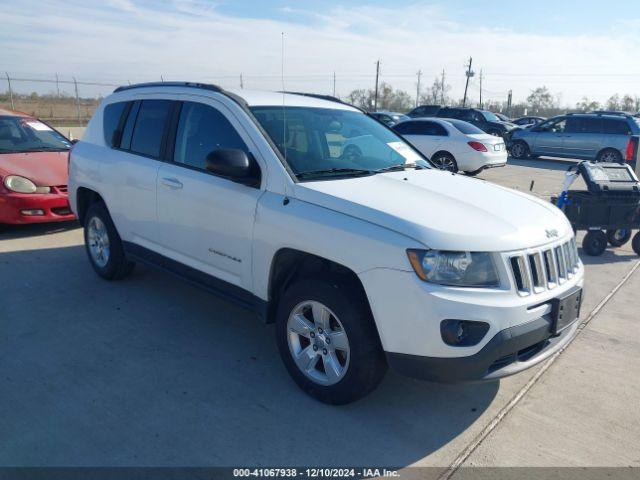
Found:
<box><xmin>250</xmin><ymin>106</ymin><xmax>429</xmax><ymax>179</ymax></box>
<box><xmin>446</xmin><ymin>119</ymin><xmax>486</xmax><ymax>135</ymax></box>
<box><xmin>0</xmin><ymin>116</ymin><xmax>71</xmax><ymax>153</ymax></box>
<box><xmin>480</xmin><ymin>111</ymin><xmax>500</xmax><ymax>122</ymax></box>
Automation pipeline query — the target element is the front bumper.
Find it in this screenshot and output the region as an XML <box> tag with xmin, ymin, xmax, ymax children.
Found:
<box><xmin>386</xmin><ymin>315</ymin><xmax>578</xmax><ymax>383</ymax></box>
<box><xmin>0</xmin><ymin>191</ymin><xmax>76</xmax><ymax>224</ymax></box>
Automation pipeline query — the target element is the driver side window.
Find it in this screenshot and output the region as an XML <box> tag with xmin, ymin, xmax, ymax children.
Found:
<box><xmin>173</xmin><ymin>102</ymin><xmax>248</xmax><ymax>170</ymax></box>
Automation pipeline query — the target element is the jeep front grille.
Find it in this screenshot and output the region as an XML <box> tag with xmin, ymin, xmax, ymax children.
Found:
<box><xmin>508</xmin><ymin>238</ymin><xmax>580</xmax><ymax>296</ymax></box>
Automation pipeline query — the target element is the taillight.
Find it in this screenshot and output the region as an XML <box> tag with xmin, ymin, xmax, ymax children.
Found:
<box><xmin>625</xmin><ymin>137</ymin><xmax>637</xmax><ymax>163</ymax></box>
<box><xmin>468</xmin><ymin>141</ymin><xmax>488</xmax><ymax>152</ymax></box>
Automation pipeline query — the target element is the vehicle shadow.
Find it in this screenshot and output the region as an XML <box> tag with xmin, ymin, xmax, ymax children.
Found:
<box><xmin>578</xmin><ymin>248</ymin><xmax>638</xmax><ymax>265</ymax></box>
<box><xmin>0</xmin><ymin>245</ymin><xmax>499</xmax><ymax>467</ymax></box>
<box><xmin>0</xmin><ymin>220</ymin><xmax>80</xmax><ymax>240</ymax></box>
<box><xmin>507</xmin><ymin>157</ymin><xmax>578</xmax><ymax>172</ymax></box>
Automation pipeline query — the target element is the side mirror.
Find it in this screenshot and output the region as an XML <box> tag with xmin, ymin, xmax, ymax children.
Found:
<box><xmin>70</xmin><ymin>139</ymin><xmax>79</xmax><ymax>144</ymax></box>
<box><xmin>205</xmin><ymin>149</ymin><xmax>259</xmax><ymax>186</ymax></box>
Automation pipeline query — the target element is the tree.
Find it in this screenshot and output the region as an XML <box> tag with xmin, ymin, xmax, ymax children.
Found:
<box><xmin>346</xmin><ymin>82</ymin><xmax>413</xmax><ymax>112</ymax></box>
<box><xmin>419</xmin><ymin>76</ymin><xmax>452</xmax><ymax>106</ymax></box>
<box><xmin>526</xmin><ymin>86</ymin><xmax>556</xmax><ymax>112</ymax></box>
<box><xmin>606</xmin><ymin>94</ymin><xmax>620</xmax><ymax>111</ymax></box>
<box><xmin>621</xmin><ymin>94</ymin><xmax>636</xmax><ymax>112</ymax></box>
<box><xmin>576</xmin><ymin>96</ymin><xmax>600</xmax><ymax>112</ymax></box>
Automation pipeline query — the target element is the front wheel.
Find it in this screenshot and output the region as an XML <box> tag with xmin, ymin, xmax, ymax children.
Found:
<box><xmin>510</xmin><ymin>141</ymin><xmax>530</xmax><ymax>159</ymax></box>
<box><xmin>582</xmin><ymin>230</ymin><xmax>608</xmax><ymax>256</ymax></box>
<box><xmin>84</xmin><ymin>202</ymin><xmax>135</xmax><ymax>280</ymax></box>
<box><xmin>275</xmin><ymin>276</ymin><xmax>387</xmax><ymax>405</ymax></box>
<box><xmin>607</xmin><ymin>228</ymin><xmax>632</xmax><ymax>247</ymax></box>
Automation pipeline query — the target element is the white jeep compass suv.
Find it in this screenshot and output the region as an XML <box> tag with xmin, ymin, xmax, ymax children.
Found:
<box><xmin>69</xmin><ymin>82</ymin><xmax>584</xmax><ymax>404</ymax></box>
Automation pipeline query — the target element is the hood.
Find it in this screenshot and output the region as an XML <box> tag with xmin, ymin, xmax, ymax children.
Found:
<box><xmin>0</xmin><ymin>151</ymin><xmax>69</xmax><ymax>187</ymax></box>
<box><xmin>294</xmin><ymin>169</ymin><xmax>572</xmax><ymax>252</ymax></box>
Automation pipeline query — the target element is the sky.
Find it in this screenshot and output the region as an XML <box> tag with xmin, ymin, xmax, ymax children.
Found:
<box><xmin>1</xmin><ymin>0</ymin><xmax>640</xmax><ymax>106</ymax></box>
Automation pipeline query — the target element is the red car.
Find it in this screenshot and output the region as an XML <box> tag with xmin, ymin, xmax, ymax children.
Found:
<box><xmin>0</xmin><ymin>108</ymin><xmax>76</xmax><ymax>225</ymax></box>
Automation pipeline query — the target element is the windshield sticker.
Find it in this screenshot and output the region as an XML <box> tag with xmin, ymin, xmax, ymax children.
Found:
<box><xmin>387</xmin><ymin>141</ymin><xmax>421</xmax><ymax>162</ymax></box>
<box><xmin>25</xmin><ymin>121</ymin><xmax>53</xmax><ymax>131</ymax></box>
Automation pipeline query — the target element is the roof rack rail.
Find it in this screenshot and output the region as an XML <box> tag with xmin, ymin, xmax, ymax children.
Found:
<box><xmin>113</xmin><ymin>81</ymin><xmax>224</xmax><ymax>93</ymax></box>
<box><xmin>278</xmin><ymin>91</ymin><xmax>364</xmax><ymax>112</ymax></box>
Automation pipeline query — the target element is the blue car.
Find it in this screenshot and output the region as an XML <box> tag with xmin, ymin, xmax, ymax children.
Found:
<box><xmin>509</xmin><ymin>112</ymin><xmax>640</xmax><ymax>162</ymax></box>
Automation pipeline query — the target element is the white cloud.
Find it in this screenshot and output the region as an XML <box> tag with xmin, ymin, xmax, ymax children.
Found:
<box><xmin>1</xmin><ymin>1</ymin><xmax>639</xmax><ymax>106</ymax></box>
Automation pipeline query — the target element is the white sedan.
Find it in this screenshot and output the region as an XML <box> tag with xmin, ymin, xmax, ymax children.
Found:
<box><xmin>393</xmin><ymin>117</ymin><xmax>508</xmax><ymax>175</ymax></box>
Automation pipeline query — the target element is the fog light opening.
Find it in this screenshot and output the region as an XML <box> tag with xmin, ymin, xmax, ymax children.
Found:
<box><xmin>441</xmin><ymin>320</ymin><xmax>490</xmax><ymax>347</ymax></box>
<box><xmin>21</xmin><ymin>209</ymin><xmax>45</xmax><ymax>216</ymax></box>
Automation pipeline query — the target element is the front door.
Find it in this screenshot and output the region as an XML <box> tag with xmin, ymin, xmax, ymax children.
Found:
<box><xmin>531</xmin><ymin>117</ymin><xmax>567</xmax><ymax>156</ymax></box>
<box><xmin>155</xmin><ymin>98</ymin><xmax>263</xmax><ymax>291</ymax></box>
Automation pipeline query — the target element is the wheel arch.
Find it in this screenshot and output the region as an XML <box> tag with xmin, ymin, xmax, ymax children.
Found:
<box><xmin>76</xmin><ymin>187</ymin><xmax>106</xmax><ymax>226</ymax></box>
<box><xmin>266</xmin><ymin>248</ymin><xmax>374</xmax><ymax>329</ymax></box>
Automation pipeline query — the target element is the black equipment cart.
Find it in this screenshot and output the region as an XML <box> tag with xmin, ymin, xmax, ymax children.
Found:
<box><xmin>556</xmin><ymin>161</ymin><xmax>640</xmax><ymax>256</ymax></box>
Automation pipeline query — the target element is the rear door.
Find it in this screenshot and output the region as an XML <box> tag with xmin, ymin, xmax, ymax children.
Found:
<box><xmin>155</xmin><ymin>97</ymin><xmax>263</xmax><ymax>291</ymax></box>
<box><xmin>601</xmin><ymin>118</ymin><xmax>633</xmax><ymax>158</ymax></box>
<box><xmin>394</xmin><ymin>121</ymin><xmax>446</xmax><ymax>157</ymax></box>
<box><xmin>101</xmin><ymin>99</ymin><xmax>173</xmax><ymax>248</ymax></box>
<box><xmin>530</xmin><ymin>117</ymin><xmax>567</xmax><ymax>156</ymax></box>
<box><xmin>563</xmin><ymin>117</ymin><xmax>604</xmax><ymax>159</ymax></box>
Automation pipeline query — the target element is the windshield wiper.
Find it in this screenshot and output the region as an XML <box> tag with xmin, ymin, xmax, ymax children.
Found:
<box><xmin>375</xmin><ymin>163</ymin><xmax>427</xmax><ymax>173</ymax></box>
<box><xmin>296</xmin><ymin>167</ymin><xmax>375</xmax><ymax>179</ymax></box>
<box><xmin>20</xmin><ymin>147</ymin><xmax>69</xmax><ymax>152</ymax></box>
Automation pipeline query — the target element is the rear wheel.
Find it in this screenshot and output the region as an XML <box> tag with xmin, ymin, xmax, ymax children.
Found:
<box><xmin>582</xmin><ymin>230</ymin><xmax>608</xmax><ymax>256</ymax></box>
<box><xmin>597</xmin><ymin>148</ymin><xmax>622</xmax><ymax>163</ymax></box>
<box><xmin>510</xmin><ymin>141</ymin><xmax>530</xmax><ymax>159</ymax></box>
<box><xmin>84</xmin><ymin>202</ymin><xmax>135</xmax><ymax>280</ymax></box>
<box><xmin>431</xmin><ymin>152</ymin><xmax>458</xmax><ymax>172</ymax></box>
<box><xmin>632</xmin><ymin>232</ymin><xmax>640</xmax><ymax>256</ymax></box>
<box><xmin>275</xmin><ymin>276</ymin><xmax>386</xmax><ymax>404</ymax></box>
<box><xmin>606</xmin><ymin>228</ymin><xmax>632</xmax><ymax>247</ymax></box>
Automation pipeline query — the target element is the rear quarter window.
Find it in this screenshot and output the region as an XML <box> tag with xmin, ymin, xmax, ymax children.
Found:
<box><xmin>602</xmin><ymin>119</ymin><xmax>632</xmax><ymax>135</ymax></box>
<box><xmin>103</xmin><ymin>101</ymin><xmax>129</xmax><ymax>147</ymax></box>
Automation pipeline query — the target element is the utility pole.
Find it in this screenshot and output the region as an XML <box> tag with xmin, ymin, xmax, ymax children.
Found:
<box><xmin>240</xmin><ymin>73</ymin><xmax>244</xmax><ymax>89</ymax></box>
<box><xmin>332</xmin><ymin>72</ymin><xmax>336</xmax><ymax>97</ymax></box>
<box><xmin>507</xmin><ymin>89</ymin><xmax>513</xmax><ymax>116</ymax></box>
<box><xmin>479</xmin><ymin>69</ymin><xmax>483</xmax><ymax>109</ymax></box>
<box><xmin>440</xmin><ymin>69</ymin><xmax>446</xmax><ymax>105</ymax></box>
<box><xmin>462</xmin><ymin>56</ymin><xmax>474</xmax><ymax>107</ymax></box>
<box><xmin>373</xmin><ymin>60</ymin><xmax>380</xmax><ymax>111</ymax></box>
<box><xmin>5</xmin><ymin>72</ymin><xmax>14</xmax><ymax>110</ymax></box>
<box><xmin>55</xmin><ymin>73</ymin><xmax>60</xmax><ymax>98</ymax></box>
<box><xmin>416</xmin><ymin>70</ymin><xmax>422</xmax><ymax>107</ymax></box>
<box><xmin>72</xmin><ymin>77</ymin><xmax>81</xmax><ymax>126</ymax></box>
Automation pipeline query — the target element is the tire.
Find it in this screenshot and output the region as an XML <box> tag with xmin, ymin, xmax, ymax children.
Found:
<box><xmin>275</xmin><ymin>276</ymin><xmax>387</xmax><ymax>405</ymax></box>
<box><xmin>633</xmin><ymin>232</ymin><xmax>640</xmax><ymax>256</ymax></box>
<box><xmin>431</xmin><ymin>152</ymin><xmax>458</xmax><ymax>172</ymax></box>
<box><xmin>582</xmin><ymin>230</ymin><xmax>608</xmax><ymax>256</ymax></box>
<box><xmin>597</xmin><ymin>148</ymin><xmax>622</xmax><ymax>163</ymax></box>
<box><xmin>510</xmin><ymin>141</ymin><xmax>530</xmax><ymax>159</ymax></box>
<box><xmin>606</xmin><ymin>228</ymin><xmax>632</xmax><ymax>247</ymax></box>
<box><xmin>83</xmin><ymin>202</ymin><xmax>135</xmax><ymax>280</ymax></box>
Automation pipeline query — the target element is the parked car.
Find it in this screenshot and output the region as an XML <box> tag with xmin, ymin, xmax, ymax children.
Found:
<box><xmin>368</xmin><ymin>111</ymin><xmax>409</xmax><ymax>127</ymax></box>
<box><xmin>0</xmin><ymin>108</ymin><xmax>75</xmax><ymax>225</ymax></box>
<box><xmin>435</xmin><ymin>107</ymin><xmax>520</xmax><ymax>138</ymax></box>
<box><xmin>509</xmin><ymin>113</ymin><xmax>640</xmax><ymax>162</ymax></box>
<box><xmin>513</xmin><ymin>116</ymin><xmax>546</xmax><ymax>128</ymax></box>
<box><xmin>494</xmin><ymin>112</ymin><xmax>511</xmax><ymax>123</ymax></box>
<box><xmin>69</xmin><ymin>82</ymin><xmax>584</xmax><ymax>405</ymax></box>
<box><xmin>393</xmin><ymin>118</ymin><xmax>507</xmax><ymax>174</ymax></box>
<box><xmin>407</xmin><ymin>104</ymin><xmax>441</xmax><ymax>118</ymax></box>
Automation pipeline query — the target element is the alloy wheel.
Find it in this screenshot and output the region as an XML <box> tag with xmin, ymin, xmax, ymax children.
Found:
<box><xmin>87</xmin><ymin>216</ymin><xmax>110</xmax><ymax>268</ymax></box>
<box><xmin>433</xmin><ymin>156</ymin><xmax>456</xmax><ymax>172</ymax></box>
<box><xmin>286</xmin><ymin>300</ymin><xmax>350</xmax><ymax>386</ymax></box>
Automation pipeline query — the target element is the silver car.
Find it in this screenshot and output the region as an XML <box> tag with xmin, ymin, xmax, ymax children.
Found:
<box><xmin>509</xmin><ymin>113</ymin><xmax>640</xmax><ymax>162</ymax></box>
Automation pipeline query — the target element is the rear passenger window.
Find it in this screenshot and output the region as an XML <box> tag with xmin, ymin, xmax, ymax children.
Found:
<box><xmin>394</xmin><ymin>121</ymin><xmax>422</xmax><ymax>135</ymax></box>
<box><xmin>421</xmin><ymin>122</ymin><xmax>448</xmax><ymax>136</ymax></box>
<box><xmin>602</xmin><ymin>119</ymin><xmax>632</xmax><ymax>135</ymax></box>
<box><xmin>103</xmin><ymin>102</ymin><xmax>129</xmax><ymax>147</ymax></box>
<box><xmin>129</xmin><ymin>100</ymin><xmax>173</xmax><ymax>159</ymax></box>
<box><xmin>173</xmin><ymin>102</ymin><xmax>248</xmax><ymax>169</ymax></box>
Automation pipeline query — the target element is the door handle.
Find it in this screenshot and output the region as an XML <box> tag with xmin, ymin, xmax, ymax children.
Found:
<box><xmin>160</xmin><ymin>177</ymin><xmax>183</xmax><ymax>189</ymax></box>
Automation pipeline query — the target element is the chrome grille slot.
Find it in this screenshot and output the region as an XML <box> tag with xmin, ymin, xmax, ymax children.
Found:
<box><xmin>509</xmin><ymin>238</ymin><xmax>581</xmax><ymax>296</ymax></box>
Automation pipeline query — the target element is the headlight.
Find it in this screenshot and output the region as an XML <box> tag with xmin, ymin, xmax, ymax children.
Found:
<box><xmin>3</xmin><ymin>175</ymin><xmax>50</xmax><ymax>194</ymax></box>
<box><xmin>407</xmin><ymin>249</ymin><xmax>500</xmax><ymax>287</ymax></box>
